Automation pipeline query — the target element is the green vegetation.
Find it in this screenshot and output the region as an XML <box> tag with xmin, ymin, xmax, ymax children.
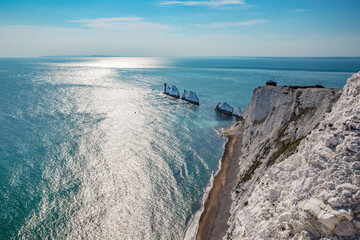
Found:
<box><xmin>265</xmin><ymin>106</ymin><xmax>316</xmax><ymax>168</ymax></box>
<box><xmin>235</xmin><ymin>105</ymin><xmax>316</xmax><ymax>196</ymax></box>
<box><xmin>237</xmin><ymin>159</ymin><xmax>262</xmax><ymax>185</ymax></box>
<box><xmin>290</xmin><ymin>107</ymin><xmax>316</xmax><ymax>122</ymax></box>
<box><xmin>236</xmin><ymin>138</ymin><xmax>270</xmax><ymax>189</ymax></box>
<box><xmin>266</xmin><ymin>136</ymin><xmax>305</xmax><ymax>168</ymax></box>
<box><xmin>253</xmin><ymin>118</ymin><xmax>266</xmax><ymax>125</ymax></box>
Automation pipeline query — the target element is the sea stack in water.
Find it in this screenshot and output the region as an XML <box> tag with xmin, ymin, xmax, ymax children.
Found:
<box><xmin>215</xmin><ymin>102</ymin><xmax>234</xmax><ymax>116</ymax></box>
<box><xmin>164</xmin><ymin>83</ymin><xmax>180</xmax><ymax>99</ymax></box>
<box><xmin>181</xmin><ymin>90</ymin><xmax>199</xmax><ymax>105</ymax></box>
<box><xmin>233</xmin><ymin>107</ymin><xmax>243</xmax><ymax>119</ymax></box>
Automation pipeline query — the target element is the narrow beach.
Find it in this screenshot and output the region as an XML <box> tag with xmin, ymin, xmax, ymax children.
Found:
<box><xmin>196</xmin><ymin>123</ymin><xmax>244</xmax><ymax>240</ymax></box>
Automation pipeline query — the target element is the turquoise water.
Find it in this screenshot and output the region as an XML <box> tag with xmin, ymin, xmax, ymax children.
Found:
<box><xmin>0</xmin><ymin>57</ymin><xmax>359</xmax><ymax>239</ymax></box>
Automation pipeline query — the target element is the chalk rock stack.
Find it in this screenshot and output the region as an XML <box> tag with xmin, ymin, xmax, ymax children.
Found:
<box><xmin>164</xmin><ymin>84</ymin><xmax>180</xmax><ymax>98</ymax></box>
<box><xmin>182</xmin><ymin>90</ymin><xmax>200</xmax><ymax>105</ymax></box>
<box><xmin>215</xmin><ymin>102</ymin><xmax>234</xmax><ymax>116</ymax></box>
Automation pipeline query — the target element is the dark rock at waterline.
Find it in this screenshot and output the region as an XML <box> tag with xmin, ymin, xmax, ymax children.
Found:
<box><xmin>215</xmin><ymin>102</ymin><xmax>234</xmax><ymax>116</ymax></box>
<box><xmin>233</xmin><ymin>107</ymin><xmax>243</xmax><ymax>119</ymax></box>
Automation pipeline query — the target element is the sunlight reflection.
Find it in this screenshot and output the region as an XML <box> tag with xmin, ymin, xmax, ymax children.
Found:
<box><xmin>53</xmin><ymin>57</ymin><xmax>173</xmax><ymax>69</ymax></box>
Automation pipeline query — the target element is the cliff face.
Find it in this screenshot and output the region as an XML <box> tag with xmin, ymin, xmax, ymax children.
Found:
<box><xmin>226</xmin><ymin>73</ymin><xmax>360</xmax><ymax>239</ymax></box>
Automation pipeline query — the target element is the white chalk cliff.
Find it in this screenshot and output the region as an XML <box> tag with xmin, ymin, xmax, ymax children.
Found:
<box><xmin>226</xmin><ymin>72</ymin><xmax>360</xmax><ymax>239</ymax></box>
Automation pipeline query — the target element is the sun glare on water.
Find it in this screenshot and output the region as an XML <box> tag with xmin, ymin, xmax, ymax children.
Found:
<box><xmin>52</xmin><ymin>57</ymin><xmax>173</xmax><ymax>69</ymax></box>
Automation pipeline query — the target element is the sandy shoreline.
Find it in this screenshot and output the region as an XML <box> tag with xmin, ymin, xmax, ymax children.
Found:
<box><xmin>196</xmin><ymin>123</ymin><xmax>244</xmax><ymax>240</ymax></box>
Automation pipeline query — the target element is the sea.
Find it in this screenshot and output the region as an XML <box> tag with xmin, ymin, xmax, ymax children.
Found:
<box><xmin>1</xmin><ymin>57</ymin><xmax>359</xmax><ymax>239</ymax></box>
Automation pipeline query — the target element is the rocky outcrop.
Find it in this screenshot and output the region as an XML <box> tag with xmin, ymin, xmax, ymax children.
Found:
<box><xmin>215</xmin><ymin>102</ymin><xmax>234</xmax><ymax>116</ymax></box>
<box><xmin>233</xmin><ymin>108</ymin><xmax>243</xmax><ymax>119</ymax></box>
<box><xmin>225</xmin><ymin>73</ymin><xmax>360</xmax><ymax>239</ymax></box>
<box><xmin>182</xmin><ymin>90</ymin><xmax>200</xmax><ymax>105</ymax></box>
<box><xmin>164</xmin><ymin>83</ymin><xmax>180</xmax><ymax>98</ymax></box>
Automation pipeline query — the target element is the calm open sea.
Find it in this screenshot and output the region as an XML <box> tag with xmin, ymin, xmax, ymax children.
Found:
<box><xmin>1</xmin><ymin>57</ymin><xmax>359</xmax><ymax>239</ymax></box>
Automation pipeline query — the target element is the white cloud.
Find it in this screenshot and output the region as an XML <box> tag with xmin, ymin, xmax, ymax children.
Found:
<box><xmin>68</xmin><ymin>17</ymin><xmax>143</xmax><ymax>24</ymax></box>
<box><xmin>293</xmin><ymin>9</ymin><xmax>310</xmax><ymax>13</ymax></box>
<box><xmin>195</xmin><ymin>19</ymin><xmax>268</xmax><ymax>28</ymax></box>
<box><xmin>157</xmin><ymin>0</ymin><xmax>245</xmax><ymax>7</ymax></box>
<box><xmin>68</xmin><ymin>17</ymin><xmax>174</xmax><ymax>31</ymax></box>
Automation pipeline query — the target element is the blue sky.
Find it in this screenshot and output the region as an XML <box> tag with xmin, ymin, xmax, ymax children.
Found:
<box><xmin>0</xmin><ymin>0</ymin><xmax>359</xmax><ymax>57</ymax></box>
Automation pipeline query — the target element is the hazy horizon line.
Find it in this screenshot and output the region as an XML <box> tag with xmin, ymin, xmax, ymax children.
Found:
<box><xmin>1</xmin><ymin>55</ymin><xmax>360</xmax><ymax>59</ymax></box>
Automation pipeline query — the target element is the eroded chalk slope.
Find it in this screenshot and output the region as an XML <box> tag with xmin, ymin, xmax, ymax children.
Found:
<box><xmin>227</xmin><ymin>73</ymin><xmax>360</xmax><ymax>239</ymax></box>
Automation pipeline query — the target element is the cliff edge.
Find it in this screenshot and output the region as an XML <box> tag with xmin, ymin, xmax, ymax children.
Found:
<box><xmin>226</xmin><ymin>73</ymin><xmax>360</xmax><ymax>239</ymax></box>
